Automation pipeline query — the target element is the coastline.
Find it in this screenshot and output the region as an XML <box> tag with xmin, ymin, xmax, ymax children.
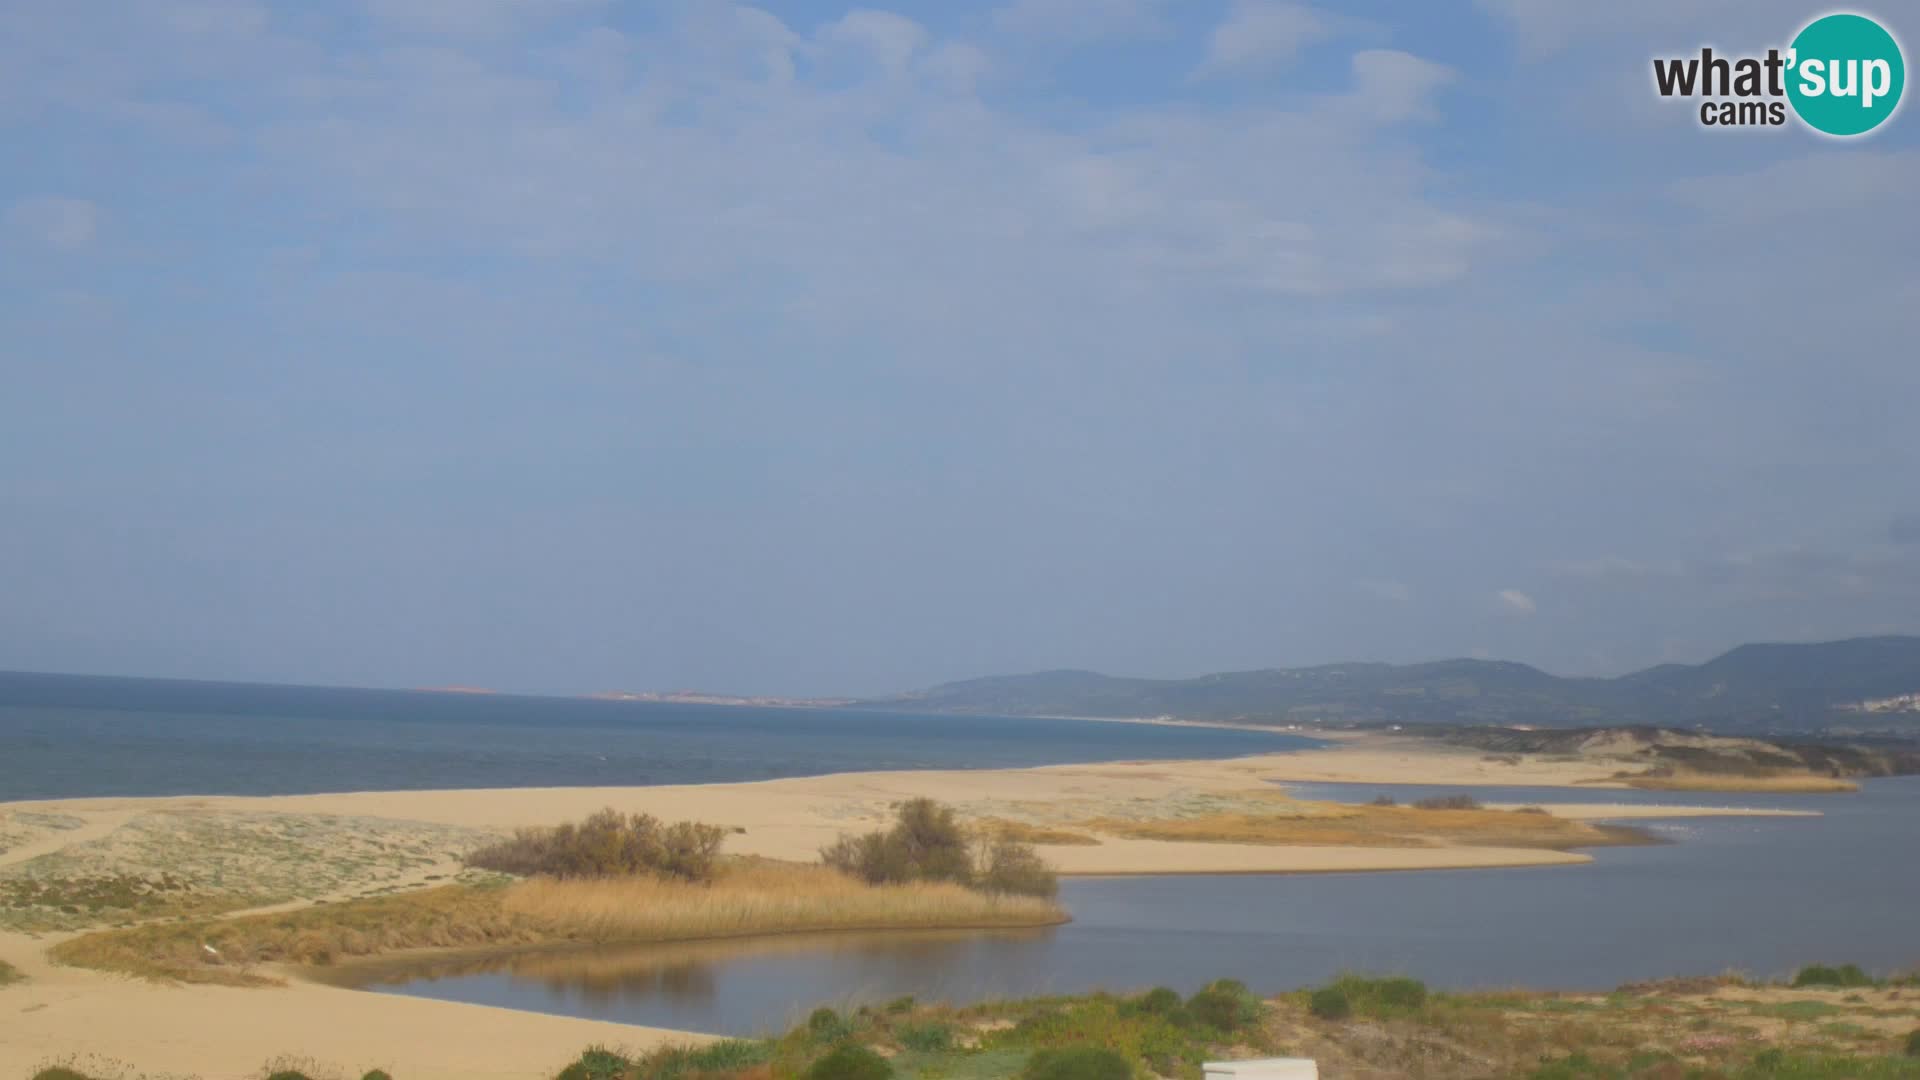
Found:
<box><xmin>0</xmin><ymin>735</ymin><xmax>1827</xmax><ymax>1080</ymax></box>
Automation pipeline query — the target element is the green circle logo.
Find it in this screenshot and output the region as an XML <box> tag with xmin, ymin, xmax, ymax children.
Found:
<box><xmin>1787</xmin><ymin>13</ymin><xmax>1905</xmax><ymax>136</ymax></box>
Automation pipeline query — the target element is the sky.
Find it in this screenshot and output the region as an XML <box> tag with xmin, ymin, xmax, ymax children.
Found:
<box><xmin>3</xmin><ymin>0</ymin><xmax>1918</xmax><ymax>697</ymax></box>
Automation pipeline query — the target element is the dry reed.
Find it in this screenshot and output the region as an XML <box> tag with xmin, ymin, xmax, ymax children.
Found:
<box><xmin>503</xmin><ymin>861</ymin><xmax>1064</xmax><ymax>940</ymax></box>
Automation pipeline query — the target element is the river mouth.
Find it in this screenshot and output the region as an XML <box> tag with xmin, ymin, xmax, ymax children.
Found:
<box><xmin>337</xmin><ymin>778</ymin><xmax>1920</xmax><ymax>1037</ymax></box>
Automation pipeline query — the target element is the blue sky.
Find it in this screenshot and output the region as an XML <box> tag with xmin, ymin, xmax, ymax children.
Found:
<box><xmin>3</xmin><ymin>0</ymin><xmax>1918</xmax><ymax>696</ymax></box>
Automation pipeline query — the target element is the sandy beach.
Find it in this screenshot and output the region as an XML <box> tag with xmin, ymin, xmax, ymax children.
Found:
<box><xmin>0</xmin><ymin>736</ymin><xmax>1820</xmax><ymax>1080</ymax></box>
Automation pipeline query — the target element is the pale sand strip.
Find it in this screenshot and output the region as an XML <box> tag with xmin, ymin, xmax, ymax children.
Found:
<box><xmin>0</xmin><ymin>936</ymin><xmax>708</xmax><ymax>1080</ymax></box>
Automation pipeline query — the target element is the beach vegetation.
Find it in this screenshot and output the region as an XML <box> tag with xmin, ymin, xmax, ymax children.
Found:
<box><xmin>1087</xmin><ymin>798</ymin><xmax>1637</xmax><ymax>852</ymax></box>
<box><xmin>1906</xmin><ymin>1030</ymin><xmax>1920</xmax><ymax>1057</ymax></box>
<box><xmin>465</xmin><ymin>809</ymin><xmax>727</xmax><ymax>883</ymax></box>
<box><xmin>1307</xmin><ymin>986</ymin><xmax>1351</xmax><ymax>1020</ymax></box>
<box><xmin>1186</xmin><ymin>978</ymin><xmax>1263</xmax><ymax>1033</ymax></box>
<box><xmin>809</xmin><ymin>1007</ymin><xmax>855</xmax><ymax>1043</ymax></box>
<box><xmin>50</xmin><ymin>860</ymin><xmax>1063</xmax><ymax>986</ymax></box>
<box><xmin>822</xmin><ymin>799</ymin><xmax>1059</xmax><ymax>899</ymax></box>
<box><xmin>971</xmin><ymin>820</ymin><xmax>1102</xmax><ymax>847</ymax></box>
<box><xmin>805</xmin><ymin>1044</ymin><xmax>893</xmax><ymax>1080</ymax></box>
<box><xmin>1792</xmin><ymin>963</ymin><xmax>1876</xmax><ymax>988</ymax></box>
<box><xmin>1020</xmin><ymin>1048</ymin><xmax>1131</xmax><ymax>1080</ymax></box>
<box><xmin>0</xmin><ymin>956</ymin><xmax>24</xmax><ymax>986</ymax></box>
<box><xmin>896</xmin><ymin>1020</ymin><xmax>958</xmax><ymax>1052</ymax></box>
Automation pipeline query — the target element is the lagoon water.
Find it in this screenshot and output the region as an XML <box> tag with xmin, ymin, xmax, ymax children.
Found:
<box><xmin>352</xmin><ymin>778</ymin><xmax>1920</xmax><ymax>1035</ymax></box>
<box><xmin>0</xmin><ymin>671</ymin><xmax>1311</xmax><ymax>802</ymax></box>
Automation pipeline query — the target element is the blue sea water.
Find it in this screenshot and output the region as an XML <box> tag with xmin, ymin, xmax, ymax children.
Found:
<box><xmin>0</xmin><ymin>671</ymin><xmax>1313</xmax><ymax>802</ymax></box>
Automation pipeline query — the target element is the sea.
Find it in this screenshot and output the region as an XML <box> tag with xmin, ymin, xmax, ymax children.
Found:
<box><xmin>0</xmin><ymin>670</ymin><xmax>1312</xmax><ymax>802</ymax></box>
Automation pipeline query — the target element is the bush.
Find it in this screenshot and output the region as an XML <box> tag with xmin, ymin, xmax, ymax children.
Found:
<box><xmin>263</xmin><ymin>1073</ymin><xmax>314</xmax><ymax>1080</ymax></box>
<box><xmin>1314</xmin><ymin>975</ymin><xmax>1428</xmax><ymax>1019</ymax></box>
<box><xmin>1308</xmin><ymin>987</ymin><xmax>1351</xmax><ymax>1020</ymax></box>
<box><xmin>1022</xmin><ymin>1048</ymin><xmax>1133</xmax><ymax>1080</ymax></box>
<box><xmin>808</xmin><ymin>1007</ymin><xmax>853</xmax><ymax>1043</ymax></box>
<box><xmin>896</xmin><ymin>1021</ymin><xmax>956</xmax><ymax>1052</ymax></box>
<box><xmin>1411</xmin><ymin>794</ymin><xmax>1482</xmax><ymax>811</ymax></box>
<box><xmin>1187</xmin><ymin>979</ymin><xmax>1262</xmax><ymax>1033</ymax></box>
<box><xmin>362</xmin><ymin>1072</ymin><xmax>393</xmax><ymax>1080</ymax></box>
<box><xmin>467</xmin><ymin>809</ymin><xmax>725</xmax><ymax>883</ymax></box>
<box><xmin>824</xmin><ymin>799</ymin><xmax>972</xmax><ymax>886</ymax></box>
<box><xmin>823</xmin><ymin>799</ymin><xmax>1057</xmax><ymax>899</ymax></box>
<box><xmin>1790</xmin><ymin>963</ymin><xmax>1875</xmax><ymax>988</ymax></box>
<box><xmin>1906</xmin><ymin>1029</ymin><xmax>1920</xmax><ymax>1058</ymax></box>
<box><xmin>805</xmin><ymin>1044</ymin><xmax>893</xmax><ymax>1080</ymax></box>
<box><xmin>978</xmin><ymin>838</ymin><xmax>1060</xmax><ymax>899</ymax></box>
<box><xmin>557</xmin><ymin>1047</ymin><xmax>632</xmax><ymax>1080</ymax></box>
<box><xmin>1121</xmin><ymin>986</ymin><xmax>1186</xmax><ymax>1020</ymax></box>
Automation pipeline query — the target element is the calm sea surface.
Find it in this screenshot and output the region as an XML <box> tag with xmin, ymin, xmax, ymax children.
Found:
<box><xmin>350</xmin><ymin>777</ymin><xmax>1920</xmax><ymax>1035</ymax></box>
<box><xmin>0</xmin><ymin>671</ymin><xmax>1310</xmax><ymax>801</ymax></box>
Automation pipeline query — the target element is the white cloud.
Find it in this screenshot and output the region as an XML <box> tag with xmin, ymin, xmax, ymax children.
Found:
<box><xmin>1198</xmin><ymin>2</ymin><xmax>1331</xmax><ymax>77</ymax></box>
<box><xmin>5</xmin><ymin>197</ymin><xmax>101</xmax><ymax>251</ymax></box>
<box><xmin>821</xmin><ymin>10</ymin><xmax>930</xmax><ymax>75</ymax></box>
<box><xmin>1496</xmin><ymin>588</ymin><xmax>1537</xmax><ymax>615</ymax></box>
<box><xmin>1347</xmin><ymin>49</ymin><xmax>1454</xmax><ymax>122</ymax></box>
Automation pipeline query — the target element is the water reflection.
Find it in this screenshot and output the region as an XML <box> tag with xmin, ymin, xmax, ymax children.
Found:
<box><xmin>338</xmin><ymin>927</ymin><xmax>1060</xmax><ymax>1032</ymax></box>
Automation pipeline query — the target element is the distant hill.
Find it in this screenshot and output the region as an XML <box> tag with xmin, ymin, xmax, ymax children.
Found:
<box><xmin>861</xmin><ymin>636</ymin><xmax>1920</xmax><ymax>735</ymax></box>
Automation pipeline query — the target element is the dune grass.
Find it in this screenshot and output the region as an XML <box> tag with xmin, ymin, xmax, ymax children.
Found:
<box><xmin>49</xmin><ymin>859</ymin><xmax>1065</xmax><ymax>987</ymax></box>
<box><xmin>0</xmin><ymin>956</ymin><xmax>24</xmax><ymax>986</ymax></box>
<box><xmin>969</xmin><ymin>819</ymin><xmax>1102</xmax><ymax>847</ymax></box>
<box><xmin>1624</xmin><ymin>771</ymin><xmax>1860</xmax><ymax>793</ymax></box>
<box><xmin>1086</xmin><ymin>801</ymin><xmax>1640</xmax><ymax>851</ymax></box>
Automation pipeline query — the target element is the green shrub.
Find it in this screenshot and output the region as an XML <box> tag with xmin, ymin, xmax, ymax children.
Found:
<box><xmin>1360</xmin><ymin>976</ymin><xmax>1428</xmax><ymax>1012</ymax></box>
<box><xmin>885</xmin><ymin>995</ymin><xmax>917</xmax><ymax>1014</ymax></box>
<box><xmin>1308</xmin><ymin>987</ymin><xmax>1351</xmax><ymax>1021</ymax></box>
<box><xmin>1022</xmin><ymin>1047</ymin><xmax>1133</xmax><ymax>1080</ymax></box>
<box><xmin>1310</xmin><ymin>975</ymin><xmax>1429</xmax><ymax>1019</ymax></box>
<box><xmin>1187</xmin><ymin>979</ymin><xmax>1262</xmax><ymax>1033</ymax></box>
<box><xmin>808</xmin><ymin>1006</ymin><xmax>854</xmax><ymax>1042</ymax></box>
<box><xmin>978</xmin><ymin>838</ymin><xmax>1060</xmax><ymax>899</ymax></box>
<box><xmin>1121</xmin><ymin>986</ymin><xmax>1186</xmax><ymax>1021</ymax></box>
<box><xmin>1906</xmin><ymin>1029</ymin><xmax>1920</xmax><ymax>1058</ymax></box>
<box><xmin>556</xmin><ymin>1047</ymin><xmax>631</xmax><ymax>1080</ymax></box>
<box><xmin>683</xmin><ymin>1040</ymin><xmax>776</xmax><ymax>1073</ymax></box>
<box><xmin>264</xmin><ymin>1073</ymin><xmax>315</xmax><ymax>1080</ymax></box>
<box><xmin>896</xmin><ymin>1021</ymin><xmax>956</xmax><ymax>1052</ymax></box>
<box><xmin>362</xmin><ymin>1071</ymin><xmax>394</xmax><ymax>1080</ymax></box>
<box><xmin>805</xmin><ymin>1043</ymin><xmax>893</xmax><ymax>1080</ymax></box>
<box><xmin>31</xmin><ymin>1070</ymin><xmax>97</xmax><ymax>1080</ymax></box>
<box><xmin>1791</xmin><ymin>964</ymin><xmax>1875</xmax><ymax>988</ymax></box>
<box><xmin>467</xmin><ymin>809</ymin><xmax>725</xmax><ymax>883</ymax></box>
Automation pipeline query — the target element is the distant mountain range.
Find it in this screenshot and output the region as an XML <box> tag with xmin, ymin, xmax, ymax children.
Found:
<box><xmin>858</xmin><ymin>636</ymin><xmax>1920</xmax><ymax>735</ymax></box>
